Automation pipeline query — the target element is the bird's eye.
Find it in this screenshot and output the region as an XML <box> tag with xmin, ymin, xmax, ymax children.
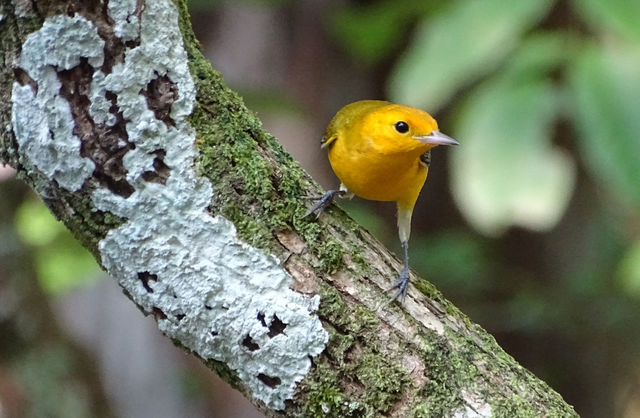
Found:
<box><xmin>394</xmin><ymin>121</ymin><xmax>409</xmax><ymax>134</ymax></box>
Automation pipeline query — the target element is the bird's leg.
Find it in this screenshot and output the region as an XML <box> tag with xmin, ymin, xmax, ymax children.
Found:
<box><xmin>386</xmin><ymin>205</ymin><xmax>413</xmax><ymax>303</ymax></box>
<box><xmin>388</xmin><ymin>240</ymin><xmax>410</xmax><ymax>302</ymax></box>
<box><xmin>304</xmin><ymin>185</ymin><xmax>350</xmax><ymax>218</ymax></box>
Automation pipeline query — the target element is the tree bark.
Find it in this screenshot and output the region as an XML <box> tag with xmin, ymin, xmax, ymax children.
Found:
<box><xmin>0</xmin><ymin>0</ymin><xmax>578</xmax><ymax>416</ymax></box>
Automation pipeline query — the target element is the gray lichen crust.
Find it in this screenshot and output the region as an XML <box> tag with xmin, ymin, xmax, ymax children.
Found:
<box><xmin>10</xmin><ymin>0</ymin><xmax>328</xmax><ymax>409</ymax></box>
<box><xmin>11</xmin><ymin>15</ymin><xmax>101</xmax><ymax>190</ymax></box>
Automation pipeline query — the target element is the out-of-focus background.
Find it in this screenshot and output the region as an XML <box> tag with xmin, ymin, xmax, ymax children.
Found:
<box><xmin>2</xmin><ymin>0</ymin><xmax>640</xmax><ymax>416</ymax></box>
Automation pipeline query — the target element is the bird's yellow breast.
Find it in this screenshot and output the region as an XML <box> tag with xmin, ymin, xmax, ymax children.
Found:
<box><xmin>327</xmin><ymin>133</ymin><xmax>428</xmax><ymax>206</ymax></box>
<box><xmin>323</xmin><ymin>100</ymin><xmax>439</xmax><ymax>209</ymax></box>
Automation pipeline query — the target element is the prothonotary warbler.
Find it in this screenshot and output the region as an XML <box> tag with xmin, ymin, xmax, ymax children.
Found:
<box><xmin>305</xmin><ymin>100</ymin><xmax>459</xmax><ymax>302</ymax></box>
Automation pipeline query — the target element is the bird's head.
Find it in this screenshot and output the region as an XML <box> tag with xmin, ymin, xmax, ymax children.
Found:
<box><xmin>363</xmin><ymin>103</ymin><xmax>459</xmax><ymax>154</ymax></box>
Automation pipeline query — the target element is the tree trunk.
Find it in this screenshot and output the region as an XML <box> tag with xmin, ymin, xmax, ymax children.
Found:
<box><xmin>0</xmin><ymin>0</ymin><xmax>578</xmax><ymax>416</ymax></box>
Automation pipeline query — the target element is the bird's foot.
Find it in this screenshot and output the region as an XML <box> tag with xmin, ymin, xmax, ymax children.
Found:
<box><xmin>303</xmin><ymin>189</ymin><xmax>345</xmax><ymax>218</ymax></box>
<box><xmin>387</xmin><ymin>268</ymin><xmax>410</xmax><ymax>303</ymax></box>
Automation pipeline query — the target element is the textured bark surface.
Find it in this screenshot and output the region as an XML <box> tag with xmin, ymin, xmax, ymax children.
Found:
<box><xmin>0</xmin><ymin>0</ymin><xmax>578</xmax><ymax>416</ymax></box>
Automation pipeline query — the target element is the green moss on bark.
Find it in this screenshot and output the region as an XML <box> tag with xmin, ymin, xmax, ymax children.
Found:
<box><xmin>411</xmin><ymin>333</ymin><xmax>469</xmax><ymax>416</ymax></box>
<box><xmin>355</xmin><ymin>351</ymin><xmax>409</xmax><ymax>412</ymax></box>
<box><xmin>297</xmin><ymin>363</ymin><xmax>363</xmax><ymax>418</ymax></box>
<box><xmin>413</xmin><ymin>277</ymin><xmax>471</xmax><ymax>323</ymax></box>
<box><xmin>295</xmin><ymin>282</ymin><xmax>410</xmax><ymax>417</ymax></box>
<box><xmin>204</xmin><ymin>358</ymin><xmax>242</xmax><ymax>390</ymax></box>
<box><xmin>175</xmin><ymin>0</ymin><xmax>352</xmax><ymax>278</ymax></box>
<box><xmin>52</xmin><ymin>189</ymin><xmax>125</xmax><ymax>261</ymax></box>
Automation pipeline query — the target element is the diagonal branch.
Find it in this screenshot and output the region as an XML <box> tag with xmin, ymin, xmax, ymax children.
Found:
<box><xmin>0</xmin><ymin>0</ymin><xmax>577</xmax><ymax>416</ymax></box>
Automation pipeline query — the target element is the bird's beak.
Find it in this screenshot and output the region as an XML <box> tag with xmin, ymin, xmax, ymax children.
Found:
<box><xmin>414</xmin><ymin>131</ymin><xmax>459</xmax><ymax>146</ymax></box>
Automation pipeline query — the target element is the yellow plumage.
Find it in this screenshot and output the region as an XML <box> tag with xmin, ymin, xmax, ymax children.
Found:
<box><xmin>308</xmin><ymin>100</ymin><xmax>458</xmax><ymax>301</ymax></box>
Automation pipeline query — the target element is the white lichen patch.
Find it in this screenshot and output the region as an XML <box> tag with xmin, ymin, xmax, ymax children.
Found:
<box><xmin>107</xmin><ymin>0</ymin><xmax>140</xmax><ymax>42</ymax></box>
<box><xmin>11</xmin><ymin>15</ymin><xmax>102</xmax><ymax>190</ymax></box>
<box><xmin>88</xmin><ymin>71</ymin><xmax>117</xmax><ymax>127</ymax></box>
<box><xmin>10</xmin><ymin>0</ymin><xmax>328</xmax><ymax>410</ymax></box>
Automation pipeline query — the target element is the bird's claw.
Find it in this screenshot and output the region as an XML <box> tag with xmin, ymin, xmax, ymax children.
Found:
<box><xmin>303</xmin><ymin>189</ymin><xmax>345</xmax><ymax>218</ymax></box>
<box><xmin>387</xmin><ymin>268</ymin><xmax>410</xmax><ymax>303</ymax></box>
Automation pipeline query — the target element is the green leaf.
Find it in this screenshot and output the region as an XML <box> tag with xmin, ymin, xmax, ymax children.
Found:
<box><xmin>573</xmin><ymin>0</ymin><xmax>640</xmax><ymax>43</ymax></box>
<box><xmin>451</xmin><ymin>35</ymin><xmax>575</xmax><ymax>235</ymax></box>
<box><xmin>330</xmin><ymin>0</ymin><xmax>437</xmax><ymax>64</ymax></box>
<box><xmin>569</xmin><ymin>42</ymin><xmax>640</xmax><ymax>207</ymax></box>
<box><xmin>389</xmin><ymin>0</ymin><xmax>554</xmax><ymax>111</ymax></box>
<box><xmin>617</xmin><ymin>240</ymin><xmax>640</xmax><ymax>298</ymax></box>
<box><xmin>15</xmin><ymin>198</ymin><xmax>62</xmax><ymax>246</ymax></box>
<box><xmin>35</xmin><ymin>237</ymin><xmax>101</xmax><ymax>294</ymax></box>
<box><xmin>16</xmin><ymin>199</ymin><xmax>100</xmax><ymax>294</ymax></box>
<box><xmin>499</xmin><ymin>32</ymin><xmax>577</xmax><ymax>83</ymax></box>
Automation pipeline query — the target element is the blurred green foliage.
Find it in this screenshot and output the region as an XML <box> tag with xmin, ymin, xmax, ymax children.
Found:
<box><xmin>330</xmin><ymin>0</ymin><xmax>440</xmax><ymax>64</ymax></box>
<box><xmin>570</xmin><ymin>42</ymin><xmax>640</xmax><ymax>208</ymax></box>
<box><xmin>389</xmin><ymin>0</ymin><xmax>554</xmax><ymax>111</ymax></box>
<box><xmin>13</xmin><ymin>345</ymin><xmax>94</xmax><ymax>418</ymax></box>
<box><xmin>576</xmin><ymin>0</ymin><xmax>640</xmax><ymax>42</ymax></box>
<box><xmin>452</xmin><ymin>33</ymin><xmax>574</xmax><ymax>235</ymax></box>
<box><xmin>15</xmin><ymin>198</ymin><xmax>100</xmax><ymax>294</ymax></box>
<box><xmin>618</xmin><ymin>240</ymin><xmax>640</xmax><ymax>299</ymax></box>
<box><xmin>331</xmin><ymin>0</ymin><xmax>640</xmax><ymax>235</ymax></box>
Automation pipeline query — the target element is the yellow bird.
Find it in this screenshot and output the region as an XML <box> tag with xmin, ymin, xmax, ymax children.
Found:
<box><xmin>306</xmin><ymin>100</ymin><xmax>459</xmax><ymax>302</ymax></box>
